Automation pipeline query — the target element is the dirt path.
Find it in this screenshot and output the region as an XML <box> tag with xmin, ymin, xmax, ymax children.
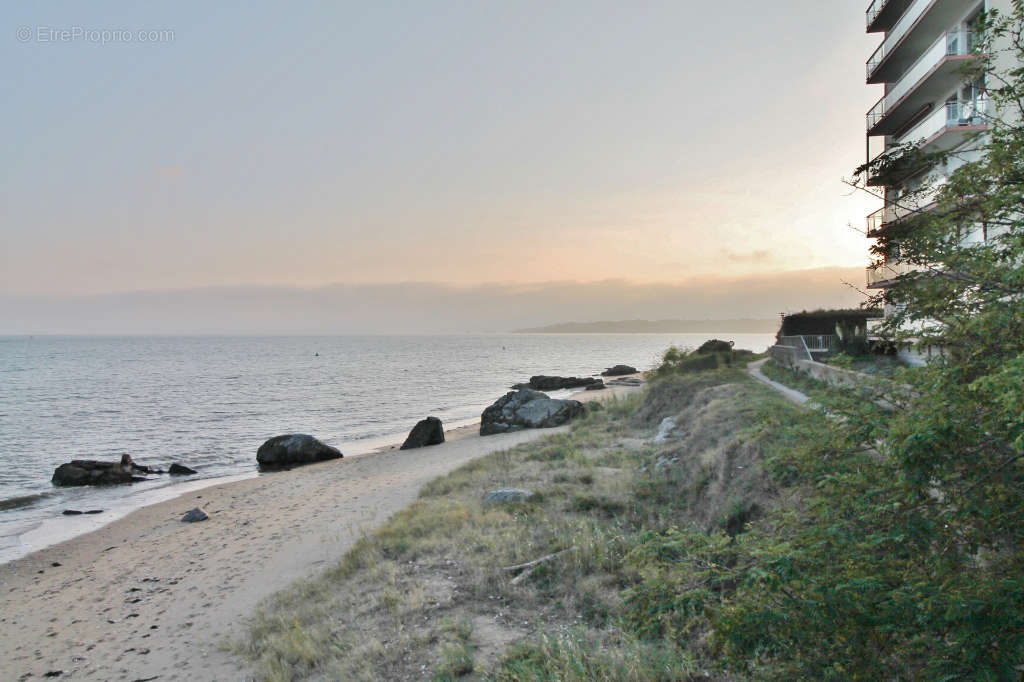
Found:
<box><xmin>747</xmin><ymin>358</ymin><xmax>812</xmax><ymax>406</ymax></box>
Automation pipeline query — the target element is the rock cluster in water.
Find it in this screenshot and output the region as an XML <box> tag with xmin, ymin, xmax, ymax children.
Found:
<box><xmin>512</xmin><ymin>375</ymin><xmax>603</xmax><ymax>391</ymax></box>
<box><xmin>51</xmin><ymin>454</ymin><xmax>199</xmax><ymax>488</ymax></box>
<box><xmin>52</xmin><ymin>455</ymin><xmax>152</xmax><ymax>487</ymax></box>
<box><xmin>601</xmin><ymin>364</ymin><xmax>638</xmax><ymax>376</ymax></box>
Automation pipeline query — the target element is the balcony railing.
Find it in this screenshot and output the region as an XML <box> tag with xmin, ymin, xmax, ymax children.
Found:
<box><xmin>867</xmin><ymin>29</ymin><xmax>977</xmax><ymax>131</ymax></box>
<box><xmin>867</xmin><ymin>0</ymin><xmax>933</xmax><ymax>79</ymax></box>
<box><xmin>867</xmin><ymin>0</ymin><xmax>914</xmax><ymax>31</ymax></box>
<box><xmin>867</xmin><ymin>0</ymin><xmax>884</xmax><ymax>26</ymax></box>
<box><xmin>867</xmin><ymin>206</ymin><xmax>885</xmax><ymax>234</ymax></box>
<box><xmin>866</xmin><ymin>259</ymin><xmax>921</xmax><ymax>286</ymax></box>
<box><xmin>779</xmin><ymin>335</ymin><xmax>838</xmax><ymax>357</ymax></box>
<box><xmin>896</xmin><ymin>97</ymin><xmax>988</xmax><ymax>144</ymax></box>
<box><xmin>866</xmin><ymin>0</ymin><xmax>888</xmax><ymax>27</ymax></box>
<box><xmin>866</xmin><ymin>196</ymin><xmax>939</xmax><ymax>232</ymax></box>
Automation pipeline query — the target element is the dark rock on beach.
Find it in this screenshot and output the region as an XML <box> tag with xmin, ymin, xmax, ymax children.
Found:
<box><xmin>401</xmin><ymin>417</ymin><xmax>445</xmax><ymax>450</ymax></box>
<box><xmin>480</xmin><ymin>389</ymin><xmax>584</xmax><ymax>436</ymax></box>
<box><xmin>51</xmin><ymin>455</ymin><xmax>151</xmax><ymax>487</ymax></box>
<box><xmin>62</xmin><ymin>509</ymin><xmax>104</xmax><ymax>515</ymax></box>
<box><xmin>181</xmin><ymin>507</ymin><xmax>209</xmax><ymax>523</ymax></box>
<box><xmin>256</xmin><ymin>434</ymin><xmax>343</xmax><ymax>469</ymax></box>
<box><xmin>601</xmin><ymin>364</ymin><xmax>639</xmax><ymax>376</ymax></box>
<box><xmin>515</xmin><ymin>375</ymin><xmax>603</xmax><ymax>391</ymax></box>
<box><xmin>168</xmin><ymin>463</ymin><xmax>198</xmax><ymax>475</ymax></box>
<box><xmin>585</xmin><ymin>381</ymin><xmax>607</xmax><ymax>390</ymax></box>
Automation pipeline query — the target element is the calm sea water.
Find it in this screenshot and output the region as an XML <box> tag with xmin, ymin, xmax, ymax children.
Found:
<box><xmin>0</xmin><ymin>333</ymin><xmax>774</xmax><ymax>561</ymax></box>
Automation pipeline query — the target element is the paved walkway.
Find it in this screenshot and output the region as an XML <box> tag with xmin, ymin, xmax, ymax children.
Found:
<box><xmin>747</xmin><ymin>358</ymin><xmax>812</xmax><ymax>406</ymax></box>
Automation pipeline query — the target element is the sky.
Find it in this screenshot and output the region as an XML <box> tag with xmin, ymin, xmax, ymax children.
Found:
<box><xmin>1</xmin><ymin>2</ymin><xmax>883</xmax><ymax>332</ymax></box>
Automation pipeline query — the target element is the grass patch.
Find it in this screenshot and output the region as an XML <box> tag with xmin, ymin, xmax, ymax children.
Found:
<box><xmin>242</xmin><ymin>363</ymin><xmax>828</xmax><ymax>680</ymax></box>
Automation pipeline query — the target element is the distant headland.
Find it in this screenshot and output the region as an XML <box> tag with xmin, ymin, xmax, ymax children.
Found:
<box><xmin>513</xmin><ymin>319</ymin><xmax>779</xmax><ymax>334</ymax></box>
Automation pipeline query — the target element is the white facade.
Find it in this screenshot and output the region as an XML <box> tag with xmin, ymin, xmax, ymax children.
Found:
<box><xmin>863</xmin><ymin>0</ymin><xmax>1010</xmax><ymax>291</ymax></box>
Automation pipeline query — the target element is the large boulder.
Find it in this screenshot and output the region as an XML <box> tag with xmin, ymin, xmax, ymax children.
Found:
<box><xmin>401</xmin><ymin>417</ymin><xmax>445</xmax><ymax>450</ymax></box>
<box><xmin>51</xmin><ymin>455</ymin><xmax>150</xmax><ymax>487</ymax></box>
<box><xmin>601</xmin><ymin>364</ymin><xmax>638</xmax><ymax>376</ymax></box>
<box><xmin>480</xmin><ymin>389</ymin><xmax>584</xmax><ymax>436</ymax></box>
<box><xmin>515</xmin><ymin>376</ymin><xmax>602</xmax><ymax>391</ymax></box>
<box><xmin>256</xmin><ymin>434</ymin><xmax>342</xmax><ymax>468</ymax></box>
<box><xmin>168</xmin><ymin>463</ymin><xmax>197</xmax><ymax>475</ymax></box>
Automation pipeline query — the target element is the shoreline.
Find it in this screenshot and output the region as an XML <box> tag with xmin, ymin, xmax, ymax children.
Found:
<box><xmin>0</xmin><ymin>418</ymin><xmax>482</xmax><ymax>566</ymax></box>
<box><xmin>0</xmin><ymin>379</ymin><xmax>643</xmax><ymax>681</ymax></box>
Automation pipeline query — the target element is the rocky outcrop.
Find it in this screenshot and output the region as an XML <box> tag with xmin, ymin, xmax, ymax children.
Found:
<box><xmin>480</xmin><ymin>389</ymin><xmax>584</xmax><ymax>436</ymax></box>
<box><xmin>585</xmin><ymin>381</ymin><xmax>607</xmax><ymax>391</ymax></box>
<box><xmin>51</xmin><ymin>455</ymin><xmax>151</xmax><ymax>487</ymax></box>
<box><xmin>484</xmin><ymin>488</ymin><xmax>534</xmax><ymax>504</ymax></box>
<box><xmin>513</xmin><ymin>376</ymin><xmax>602</xmax><ymax>391</ymax></box>
<box><xmin>168</xmin><ymin>463</ymin><xmax>198</xmax><ymax>475</ymax></box>
<box><xmin>601</xmin><ymin>365</ymin><xmax>638</xmax><ymax>376</ymax></box>
<box><xmin>256</xmin><ymin>434</ymin><xmax>342</xmax><ymax>468</ymax></box>
<box><xmin>401</xmin><ymin>417</ymin><xmax>445</xmax><ymax>450</ymax></box>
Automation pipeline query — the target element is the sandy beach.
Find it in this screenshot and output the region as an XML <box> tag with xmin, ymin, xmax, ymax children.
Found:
<box><xmin>0</xmin><ymin>380</ymin><xmax>641</xmax><ymax>681</ymax></box>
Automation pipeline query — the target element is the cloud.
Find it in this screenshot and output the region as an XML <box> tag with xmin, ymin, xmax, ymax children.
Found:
<box><xmin>0</xmin><ymin>267</ymin><xmax>868</xmax><ymax>334</ymax></box>
<box><xmin>719</xmin><ymin>248</ymin><xmax>773</xmax><ymax>263</ymax></box>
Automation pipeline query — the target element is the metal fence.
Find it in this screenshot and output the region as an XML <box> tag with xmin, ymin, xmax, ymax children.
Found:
<box><xmin>778</xmin><ymin>335</ymin><xmax>838</xmax><ymax>359</ymax></box>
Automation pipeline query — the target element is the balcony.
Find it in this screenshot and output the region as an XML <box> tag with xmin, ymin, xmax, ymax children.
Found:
<box><xmin>866</xmin><ymin>259</ymin><xmax>922</xmax><ymax>288</ymax></box>
<box><xmin>865</xmin><ymin>198</ymin><xmax>937</xmax><ymax>235</ymax></box>
<box><xmin>867</xmin><ymin>0</ymin><xmax>972</xmax><ymax>83</ymax></box>
<box><xmin>866</xmin><ymin>98</ymin><xmax>986</xmax><ymax>186</ymax></box>
<box><xmin>867</xmin><ymin>0</ymin><xmax>915</xmax><ymax>33</ymax></box>
<box><xmin>895</xmin><ymin>98</ymin><xmax>988</xmax><ymax>147</ymax></box>
<box><xmin>866</xmin><ymin>29</ymin><xmax>979</xmax><ymax>136</ymax></box>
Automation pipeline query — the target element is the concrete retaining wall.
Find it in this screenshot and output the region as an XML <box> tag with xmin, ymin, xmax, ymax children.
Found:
<box><xmin>767</xmin><ymin>345</ymin><xmax>863</xmax><ymax>389</ymax></box>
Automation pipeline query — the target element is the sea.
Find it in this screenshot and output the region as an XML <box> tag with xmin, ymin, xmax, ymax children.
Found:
<box><xmin>0</xmin><ymin>333</ymin><xmax>775</xmax><ymax>563</ymax></box>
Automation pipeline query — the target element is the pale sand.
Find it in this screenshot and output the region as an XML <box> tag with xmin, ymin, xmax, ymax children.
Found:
<box><xmin>0</xmin><ymin>379</ymin><xmax>642</xmax><ymax>682</ymax></box>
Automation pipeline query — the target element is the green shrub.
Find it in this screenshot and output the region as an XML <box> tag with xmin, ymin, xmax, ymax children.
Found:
<box><xmin>696</xmin><ymin>339</ymin><xmax>734</xmax><ymax>354</ymax></box>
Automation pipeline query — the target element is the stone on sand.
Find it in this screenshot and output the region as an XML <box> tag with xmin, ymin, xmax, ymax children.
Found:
<box><xmin>480</xmin><ymin>389</ymin><xmax>584</xmax><ymax>436</ymax></box>
<box><xmin>400</xmin><ymin>417</ymin><xmax>445</xmax><ymax>450</ymax></box>
<box><xmin>256</xmin><ymin>434</ymin><xmax>343</xmax><ymax>468</ymax></box>
<box><xmin>181</xmin><ymin>507</ymin><xmax>209</xmax><ymax>523</ymax></box>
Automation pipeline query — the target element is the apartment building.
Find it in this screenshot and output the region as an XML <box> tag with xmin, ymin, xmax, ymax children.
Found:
<box><xmin>863</xmin><ymin>0</ymin><xmax>1009</xmax><ymax>294</ymax></box>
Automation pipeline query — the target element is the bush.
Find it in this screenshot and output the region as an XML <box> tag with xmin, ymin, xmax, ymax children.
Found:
<box><xmin>654</xmin><ymin>346</ymin><xmax>729</xmax><ymax>376</ymax></box>
<box><xmin>696</xmin><ymin>339</ymin><xmax>734</xmax><ymax>355</ymax></box>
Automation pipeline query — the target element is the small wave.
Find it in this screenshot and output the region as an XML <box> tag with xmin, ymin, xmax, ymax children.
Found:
<box><xmin>0</xmin><ymin>491</ymin><xmax>55</xmax><ymax>512</ymax></box>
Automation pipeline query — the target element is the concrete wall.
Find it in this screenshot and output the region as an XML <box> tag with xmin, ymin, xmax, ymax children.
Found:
<box><xmin>767</xmin><ymin>345</ymin><xmax>865</xmax><ymax>388</ymax></box>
